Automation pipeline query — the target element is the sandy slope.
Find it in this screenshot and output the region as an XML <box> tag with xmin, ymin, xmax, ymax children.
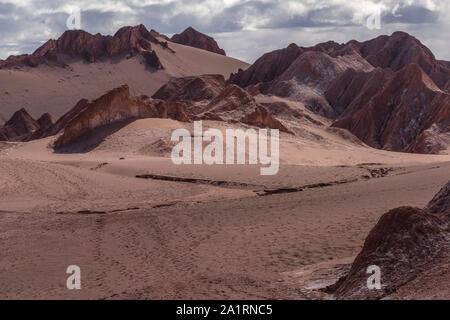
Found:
<box><xmin>1</xmin><ymin>118</ymin><xmax>450</xmax><ymax>299</ymax></box>
<box><xmin>0</xmin><ymin>40</ymin><xmax>249</xmax><ymax>124</ymax></box>
<box><xmin>1</xmin><ymin>161</ymin><xmax>448</xmax><ymax>299</ymax></box>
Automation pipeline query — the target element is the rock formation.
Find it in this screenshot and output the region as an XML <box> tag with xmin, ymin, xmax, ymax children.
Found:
<box><xmin>426</xmin><ymin>181</ymin><xmax>450</xmax><ymax>214</ymax></box>
<box><xmin>2</xmin><ymin>29</ymin><xmax>448</xmax><ymax>155</ymax></box>
<box><xmin>0</xmin><ymin>108</ymin><xmax>58</xmax><ymax>142</ymax></box>
<box><xmin>54</xmin><ymin>85</ymin><xmax>190</xmax><ymax>149</ymax></box>
<box><xmin>154</xmin><ymin>75</ymin><xmax>290</xmax><ymax>132</ymax></box>
<box><xmin>0</xmin><ymin>108</ymin><xmax>40</xmax><ymax>141</ymax></box>
<box><xmin>262</xmin><ymin>50</ymin><xmax>373</xmax><ymax>118</ymax></box>
<box><xmin>332</xmin><ymin>64</ymin><xmax>450</xmax><ymax>152</ymax></box>
<box><xmin>152</xmin><ymin>74</ymin><xmax>227</xmax><ymax>102</ymax></box>
<box><xmin>36</xmin><ymin>113</ymin><xmax>55</xmax><ymax>131</ymax></box>
<box><xmin>405</xmin><ymin>122</ymin><xmax>450</xmax><ymax>154</ymax></box>
<box><xmin>0</xmin><ymin>25</ymin><xmax>166</xmax><ymax>69</ymax></box>
<box><xmin>4</xmin><ymin>76</ymin><xmax>288</xmax><ymax>148</ymax></box>
<box><xmin>30</xmin><ymin>113</ymin><xmax>56</xmax><ymax>140</ymax></box>
<box><xmin>228</xmin><ymin>31</ymin><xmax>449</xmax><ymax>154</ymax></box>
<box><xmin>229</xmin><ymin>43</ymin><xmax>304</xmax><ymax>87</ymax></box>
<box><xmin>45</xmin><ymin>99</ymin><xmax>90</xmax><ymax>138</ymax></box>
<box><xmin>230</xmin><ymin>43</ymin><xmax>373</xmax><ymax>119</ymax></box>
<box><xmin>327</xmin><ymin>181</ymin><xmax>450</xmax><ymax>299</ymax></box>
<box><xmin>171</xmin><ymin>27</ymin><xmax>226</xmax><ymax>56</ymax></box>
<box><xmin>348</xmin><ymin>31</ymin><xmax>450</xmax><ymax>91</ymax></box>
<box><xmin>325</xmin><ymin>68</ymin><xmax>394</xmax><ymax>117</ymax></box>
<box><xmin>201</xmin><ymin>84</ymin><xmax>290</xmax><ymax>132</ymax></box>
<box><xmin>231</xmin><ymin>31</ymin><xmax>449</xmax><ymax>92</ymax></box>
<box><xmin>141</xmin><ymin>50</ymin><xmax>164</xmax><ymax>70</ymax></box>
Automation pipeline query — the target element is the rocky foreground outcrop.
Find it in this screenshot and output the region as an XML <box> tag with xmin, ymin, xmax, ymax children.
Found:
<box><xmin>54</xmin><ymin>85</ymin><xmax>190</xmax><ymax>149</ymax></box>
<box><xmin>171</xmin><ymin>27</ymin><xmax>226</xmax><ymax>56</ymax></box>
<box><xmin>0</xmin><ymin>25</ymin><xmax>167</xmax><ymax>69</ymax></box>
<box><xmin>327</xmin><ymin>181</ymin><xmax>450</xmax><ymax>299</ymax></box>
<box><xmin>405</xmin><ymin>122</ymin><xmax>450</xmax><ymax>154</ymax></box>
<box><xmin>153</xmin><ymin>74</ymin><xmax>227</xmax><ymax>102</ymax></box>
<box><xmin>426</xmin><ymin>182</ymin><xmax>450</xmax><ymax>214</ymax></box>
<box><xmin>0</xmin><ymin>108</ymin><xmax>45</xmax><ymax>141</ymax></box>
<box><xmin>2</xmin><ymin>74</ymin><xmax>290</xmax><ymax>148</ymax></box>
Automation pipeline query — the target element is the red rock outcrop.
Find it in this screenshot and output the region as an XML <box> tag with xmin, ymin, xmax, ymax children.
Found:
<box><xmin>426</xmin><ymin>181</ymin><xmax>450</xmax><ymax>214</ymax></box>
<box><xmin>240</xmin><ymin>105</ymin><xmax>290</xmax><ymax>133</ymax></box>
<box><xmin>348</xmin><ymin>31</ymin><xmax>450</xmax><ymax>91</ymax></box>
<box><xmin>327</xmin><ymin>206</ymin><xmax>450</xmax><ymax>299</ymax></box>
<box><xmin>149</xmin><ymin>29</ymin><xmax>170</xmax><ymax>41</ymax></box>
<box><xmin>332</xmin><ymin>64</ymin><xmax>450</xmax><ymax>152</ymax></box>
<box><xmin>45</xmin><ymin>99</ymin><xmax>90</xmax><ymax>137</ymax></box>
<box><xmin>229</xmin><ymin>32</ymin><xmax>449</xmax><ymax>141</ymax></box>
<box><xmin>36</xmin><ymin>113</ymin><xmax>55</xmax><ymax>130</ymax></box>
<box><xmin>201</xmin><ymin>84</ymin><xmax>290</xmax><ymax>132</ymax></box>
<box><xmin>325</xmin><ymin>68</ymin><xmax>394</xmax><ymax>116</ymax></box>
<box><xmin>260</xmin><ymin>50</ymin><xmax>373</xmax><ymax>118</ymax></box>
<box><xmin>274</xmin><ymin>50</ymin><xmax>372</xmax><ymax>89</ymax></box>
<box><xmin>229</xmin><ymin>43</ymin><xmax>304</xmax><ymax>87</ymax></box>
<box><xmin>0</xmin><ymin>108</ymin><xmax>40</xmax><ymax>141</ymax></box>
<box><xmin>405</xmin><ymin>121</ymin><xmax>450</xmax><ymax>154</ymax></box>
<box><xmin>328</xmin><ymin>181</ymin><xmax>450</xmax><ymax>299</ymax></box>
<box><xmin>0</xmin><ymin>25</ymin><xmax>166</xmax><ymax>69</ymax></box>
<box><xmin>171</xmin><ymin>27</ymin><xmax>226</xmax><ymax>56</ymax></box>
<box><xmin>153</xmin><ymin>100</ymin><xmax>191</xmax><ymax>123</ymax></box>
<box><xmin>54</xmin><ymin>85</ymin><xmax>190</xmax><ymax>149</ymax></box>
<box><xmin>141</xmin><ymin>50</ymin><xmax>164</xmax><ymax>70</ymax></box>
<box><xmin>30</xmin><ymin>113</ymin><xmax>57</xmax><ymax>140</ymax></box>
<box><xmin>152</xmin><ymin>74</ymin><xmax>227</xmax><ymax>102</ymax></box>
<box><xmin>230</xmin><ymin>41</ymin><xmax>375</xmax><ymax>120</ymax></box>
<box><xmin>151</xmin><ymin>74</ymin><xmax>290</xmax><ymax>132</ymax></box>
<box><xmin>0</xmin><ymin>52</ymin><xmax>59</xmax><ymax>68</ymax></box>
<box><xmin>112</xmin><ymin>24</ymin><xmax>157</xmax><ymax>52</ymax></box>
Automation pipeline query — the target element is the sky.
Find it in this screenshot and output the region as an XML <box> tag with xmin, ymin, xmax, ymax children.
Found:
<box><xmin>0</xmin><ymin>0</ymin><xmax>448</xmax><ymax>63</ymax></box>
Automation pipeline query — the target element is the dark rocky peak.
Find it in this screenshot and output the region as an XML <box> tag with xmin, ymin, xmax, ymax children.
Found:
<box><xmin>171</xmin><ymin>27</ymin><xmax>226</xmax><ymax>56</ymax></box>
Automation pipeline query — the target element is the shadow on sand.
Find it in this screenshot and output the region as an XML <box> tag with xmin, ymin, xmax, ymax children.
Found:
<box><xmin>53</xmin><ymin>119</ymin><xmax>137</xmax><ymax>154</ymax></box>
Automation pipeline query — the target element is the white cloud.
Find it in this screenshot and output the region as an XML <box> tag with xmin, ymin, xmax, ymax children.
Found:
<box><xmin>0</xmin><ymin>0</ymin><xmax>448</xmax><ymax>62</ymax></box>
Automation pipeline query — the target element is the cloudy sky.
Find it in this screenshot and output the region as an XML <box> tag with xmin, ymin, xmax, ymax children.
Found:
<box><xmin>0</xmin><ymin>0</ymin><xmax>448</xmax><ymax>63</ymax></box>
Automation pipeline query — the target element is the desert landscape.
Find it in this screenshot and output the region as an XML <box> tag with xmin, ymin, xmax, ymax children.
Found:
<box><xmin>0</xmin><ymin>21</ymin><xmax>449</xmax><ymax>300</ymax></box>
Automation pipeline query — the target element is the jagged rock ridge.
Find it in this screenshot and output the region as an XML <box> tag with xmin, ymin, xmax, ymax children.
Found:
<box><xmin>153</xmin><ymin>74</ymin><xmax>290</xmax><ymax>133</ymax></box>
<box><xmin>332</xmin><ymin>64</ymin><xmax>449</xmax><ymax>152</ymax></box>
<box><xmin>229</xmin><ymin>31</ymin><xmax>450</xmax><ymax>154</ymax></box>
<box><xmin>0</xmin><ymin>108</ymin><xmax>47</xmax><ymax>141</ymax></box>
<box><xmin>171</xmin><ymin>27</ymin><xmax>226</xmax><ymax>56</ymax></box>
<box><xmin>0</xmin><ymin>24</ymin><xmax>167</xmax><ymax>70</ymax></box>
<box><xmin>54</xmin><ymin>85</ymin><xmax>190</xmax><ymax>149</ymax></box>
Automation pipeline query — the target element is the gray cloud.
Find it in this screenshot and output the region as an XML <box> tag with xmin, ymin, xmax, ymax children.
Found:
<box><xmin>384</xmin><ymin>5</ymin><xmax>439</xmax><ymax>24</ymax></box>
<box><xmin>0</xmin><ymin>0</ymin><xmax>448</xmax><ymax>63</ymax></box>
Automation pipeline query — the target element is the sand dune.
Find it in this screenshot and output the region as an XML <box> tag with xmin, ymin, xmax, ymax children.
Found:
<box><xmin>1</xmin><ymin>116</ymin><xmax>449</xmax><ymax>299</ymax></box>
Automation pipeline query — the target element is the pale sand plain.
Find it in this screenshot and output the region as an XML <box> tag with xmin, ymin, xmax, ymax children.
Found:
<box><xmin>1</xmin><ymin>118</ymin><xmax>449</xmax><ymax>299</ymax></box>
